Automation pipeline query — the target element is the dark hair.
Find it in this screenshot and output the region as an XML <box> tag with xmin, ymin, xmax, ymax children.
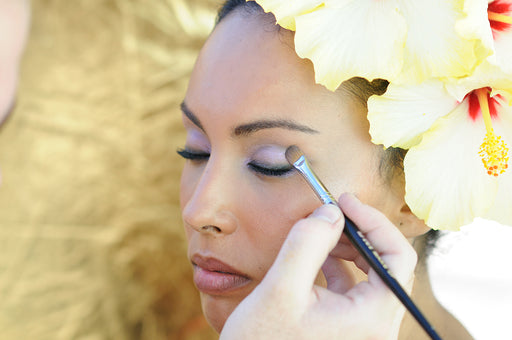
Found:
<box><xmin>217</xmin><ymin>0</ymin><xmax>262</xmax><ymax>24</ymax></box>
<box><xmin>338</xmin><ymin>77</ymin><xmax>406</xmax><ymax>183</ymax></box>
<box><xmin>215</xmin><ymin>0</ymin><xmax>440</xmax><ymax>250</ymax></box>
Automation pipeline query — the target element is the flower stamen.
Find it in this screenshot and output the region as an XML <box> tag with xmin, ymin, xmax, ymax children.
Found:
<box><xmin>488</xmin><ymin>11</ymin><xmax>512</xmax><ymax>24</ymax></box>
<box><xmin>476</xmin><ymin>88</ymin><xmax>509</xmax><ymax>177</ymax></box>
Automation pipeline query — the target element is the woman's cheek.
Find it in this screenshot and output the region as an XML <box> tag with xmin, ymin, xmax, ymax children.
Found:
<box><xmin>180</xmin><ymin>165</ymin><xmax>204</xmax><ymax>243</ymax></box>
<box><xmin>243</xmin><ymin>182</ymin><xmax>319</xmax><ymax>256</ymax></box>
<box><xmin>179</xmin><ymin>163</ymin><xmax>202</xmax><ymax>208</ymax></box>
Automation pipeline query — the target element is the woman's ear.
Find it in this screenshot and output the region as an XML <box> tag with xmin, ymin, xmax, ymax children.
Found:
<box><xmin>382</xmin><ymin>165</ymin><xmax>431</xmax><ymax>239</ymax></box>
<box><xmin>397</xmin><ymin>203</ymin><xmax>431</xmax><ymax>239</ymax></box>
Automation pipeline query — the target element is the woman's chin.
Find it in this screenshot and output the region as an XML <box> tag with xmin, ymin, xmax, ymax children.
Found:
<box><xmin>200</xmin><ymin>292</ymin><xmax>242</xmax><ymax>333</ymax></box>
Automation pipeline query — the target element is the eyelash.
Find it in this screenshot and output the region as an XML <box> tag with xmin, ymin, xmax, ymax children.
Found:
<box><xmin>176</xmin><ymin>148</ymin><xmax>293</xmax><ymax>177</ymax></box>
<box><xmin>176</xmin><ymin>148</ymin><xmax>210</xmax><ymax>161</ymax></box>
<box><xmin>247</xmin><ymin>163</ymin><xmax>293</xmax><ymax>177</ymax></box>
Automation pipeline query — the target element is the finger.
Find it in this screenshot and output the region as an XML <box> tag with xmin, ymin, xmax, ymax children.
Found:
<box><xmin>329</xmin><ymin>240</ymin><xmax>372</xmax><ymax>274</ymax></box>
<box><xmin>329</xmin><ymin>235</ymin><xmax>359</xmax><ymax>262</ymax></box>
<box><xmin>321</xmin><ymin>256</ymin><xmax>356</xmax><ymax>294</ymax></box>
<box><xmin>260</xmin><ymin>204</ymin><xmax>344</xmax><ymax>306</ymax></box>
<box><xmin>338</xmin><ymin>193</ymin><xmax>417</xmax><ymax>287</ymax></box>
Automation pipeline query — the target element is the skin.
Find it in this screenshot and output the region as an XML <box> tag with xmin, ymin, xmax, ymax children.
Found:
<box><xmin>219</xmin><ymin>198</ymin><xmax>418</xmax><ymax>340</ymax></box>
<box><xmin>0</xmin><ymin>0</ymin><xmax>30</xmax><ymax>125</ymax></box>
<box><xmin>180</xmin><ymin>8</ymin><xmax>432</xmax><ymax>335</ymax></box>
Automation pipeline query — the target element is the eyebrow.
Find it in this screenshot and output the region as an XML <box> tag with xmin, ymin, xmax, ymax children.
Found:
<box><xmin>180</xmin><ymin>101</ymin><xmax>319</xmax><ymax>137</ymax></box>
<box><xmin>181</xmin><ymin>101</ymin><xmax>204</xmax><ymax>131</ymax></box>
<box><xmin>233</xmin><ymin>119</ymin><xmax>318</xmax><ymax>136</ymax></box>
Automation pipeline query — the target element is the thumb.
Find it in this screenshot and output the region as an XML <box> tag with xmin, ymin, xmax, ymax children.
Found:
<box><xmin>259</xmin><ymin>204</ymin><xmax>344</xmax><ymax>305</ymax></box>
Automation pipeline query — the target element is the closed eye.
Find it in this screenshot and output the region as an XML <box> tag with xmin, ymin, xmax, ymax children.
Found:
<box><xmin>177</xmin><ymin>148</ymin><xmax>293</xmax><ymax>177</ymax></box>
<box><xmin>248</xmin><ymin>162</ymin><xmax>293</xmax><ymax>177</ymax></box>
<box><xmin>177</xmin><ymin>148</ymin><xmax>210</xmax><ymax>161</ymax></box>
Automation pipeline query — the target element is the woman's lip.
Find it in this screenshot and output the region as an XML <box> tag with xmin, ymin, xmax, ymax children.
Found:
<box><xmin>191</xmin><ymin>254</ymin><xmax>247</xmax><ymax>275</ymax></box>
<box><xmin>191</xmin><ymin>254</ymin><xmax>251</xmax><ymax>295</ymax></box>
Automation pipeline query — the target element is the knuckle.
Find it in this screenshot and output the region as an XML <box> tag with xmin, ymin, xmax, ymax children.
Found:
<box><xmin>293</xmin><ymin>218</ymin><xmax>317</xmax><ymax>233</ymax></box>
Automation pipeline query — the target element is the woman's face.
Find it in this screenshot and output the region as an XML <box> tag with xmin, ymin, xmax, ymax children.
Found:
<box><xmin>180</xmin><ymin>10</ymin><xmax>405</xmax><ymax>332</ymax></box>
<box><xmin>0</xmin><ymin>0</ymin><xmax>30</xmax><ymax>125</ymax></box>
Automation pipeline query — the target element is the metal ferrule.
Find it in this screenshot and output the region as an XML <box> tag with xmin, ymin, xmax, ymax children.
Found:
<box><xmin>292</xmin><ymin>156</ymin><xmax>336</xmax><ymax>205</ymax></box>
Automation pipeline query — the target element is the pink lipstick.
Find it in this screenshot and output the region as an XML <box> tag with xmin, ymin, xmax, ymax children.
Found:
<box><xmin>192</xmin><ymin>255</ymin><xmax>251</xmax><ymax>295</ymax></box>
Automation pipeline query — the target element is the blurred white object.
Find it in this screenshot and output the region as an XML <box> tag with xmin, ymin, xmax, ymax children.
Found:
<box><xmin>428</xmin><ymin>219</ymin><xmax>512</xmax><ymax>340</ymax></box>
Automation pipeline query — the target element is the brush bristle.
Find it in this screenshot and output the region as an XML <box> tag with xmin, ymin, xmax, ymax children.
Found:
<box><xmin>285</xmin><ymin>145</ymin><xmax>304</xmax><ymax>165</ymax></box>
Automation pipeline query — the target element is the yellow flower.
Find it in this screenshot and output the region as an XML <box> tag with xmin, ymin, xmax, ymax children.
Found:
<box><xmin>369</xmin><ymin>79</ymin><xmax>512</xmax><ymax>230</ymax></box>
<box><xmin>367</xmin><ymin>1</ymin><xmax>512</xmax><ymax>230</ymax></box>
<box><xmin>254</xmin><ymin>0</ymin><xmax>488</xmax><ymax>91</ymax></box>
<box><xmin>368</xmin><ymin>80</ymin><xmax>459</xmax><ymax>149</ymax></box>
<box><xmin>406</xmin><ymin>87</ymin><xmax>511</xmax><ymax>230</ymax></box>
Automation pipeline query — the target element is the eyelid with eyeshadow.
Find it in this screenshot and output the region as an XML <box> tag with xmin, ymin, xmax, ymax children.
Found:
<box><xmin>176</xmin><ymin>148</ymin><xmax>293</xmax><ymax>177</ymax></box>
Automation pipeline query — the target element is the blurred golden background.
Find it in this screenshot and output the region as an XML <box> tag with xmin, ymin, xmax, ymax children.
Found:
<box><xmin>0</xmin><ymin>0</ymin><xmax>220</xmax><ymax>339</ymax></box>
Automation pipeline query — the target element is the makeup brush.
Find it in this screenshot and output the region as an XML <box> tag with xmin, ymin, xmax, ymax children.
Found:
<box><xmin>285</xmin><ymin>145</ymin><xmax>442</xmax><ymax>340</ymax></box>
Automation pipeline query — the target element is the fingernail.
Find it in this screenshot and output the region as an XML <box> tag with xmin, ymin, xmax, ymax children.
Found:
<box><xmin>312</xmin><ymin>204</ymin><xmax>342</xmax><ymax>224</ymax></box>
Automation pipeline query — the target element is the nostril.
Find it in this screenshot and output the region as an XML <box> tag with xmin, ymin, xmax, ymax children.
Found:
<box><xmin>201</xmin><ymin>225</ymin><xmax>222</xmax><ymax>233</ymax></box>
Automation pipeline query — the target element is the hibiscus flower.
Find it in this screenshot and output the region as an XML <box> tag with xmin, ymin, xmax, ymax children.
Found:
<box><xmin>254</xmin><ymin>0</ymin><xmax>488</xmax><ymax>90</ymax></box>
<box><xmin>401</xmin><ymin>85</ymin><xmax>511</xmax><ymax>230</ymax></box>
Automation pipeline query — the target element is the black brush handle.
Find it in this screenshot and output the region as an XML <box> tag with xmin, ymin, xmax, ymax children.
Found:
<box><xmin>342</xmin><ymin>216</ymin><xmax>442</xmax><ymax>340</ymax></box>
<box><xmin>289</xmin><ymin>151</ymin><xmax>442</xmax><ymax>340</ymax></box>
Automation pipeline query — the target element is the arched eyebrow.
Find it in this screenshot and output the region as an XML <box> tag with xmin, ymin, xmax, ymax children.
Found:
<box><xmin>181</xmin><ymin>101</ymin><xmax>319</xmax><ymax>137</ymax></box>
<box><xmin>181</xmin><ymin>101</ymin><xmax>204</xmax><ymax>131</ymax></box>
<box><xmin>233</xmin><ymin>119</ymin><xmax>318</xmax><ymax>136</ymax></box>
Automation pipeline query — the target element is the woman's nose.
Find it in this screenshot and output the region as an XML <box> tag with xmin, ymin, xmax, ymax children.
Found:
<box><xmin>181</xmin><ymin>163</ymin><xmax>239</xmax><ymax>236</ymax></box>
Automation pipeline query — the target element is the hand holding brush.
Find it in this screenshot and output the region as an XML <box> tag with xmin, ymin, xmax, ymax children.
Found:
<box><xmin>284</xmin><ymin>145</ymin><xmax>442</xmax><ymax>340</ymax></box>
<box><xmin>221</xmin><ymin>189</ymin><xmax>423</xmax><ymax>340</ymax></box>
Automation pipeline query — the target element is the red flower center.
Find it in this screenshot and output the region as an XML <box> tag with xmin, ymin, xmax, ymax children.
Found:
<box><xmin>488</xmin><ymin>0</ymin><xmax>512</xmax><ymax>35</ymax></box>
<box><xmin>466</xmin><ymin>87</ymin><xmax>501</xmax><ymax>121</ymax></box>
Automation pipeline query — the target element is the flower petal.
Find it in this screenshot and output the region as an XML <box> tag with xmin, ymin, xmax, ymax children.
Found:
<box><xmin>445</xmin><ymin>61</ymin><xmax>512</xmax><ymax>100</ymax></box>
<box><xmin>294</xmin><ymin>0</ymin><xmax>407</xmax><ymax>91</ymax></box>
<box><xmin>492</xmin><ymin>19</ymin><xmax>512</xmax><ymax>74</ymax></box>
<box><xmin>395</xmin><ymin>0</ymin><xmax>487</xmax><ymax>83</ymax></box>
<box><xmin>404</xmin><ymin>101</ymin><xmax>498</xmax><ymax>230</ymax></box>
<box><xmin>486</xmin><ymin>173</ymin><xmax>512</xmax><ymax>226</ymax></box>
<box><xmin>367</xmin><ymin>80</ymin><xmax>458</xmax><ymax>149</ymax></box>
<box><xmin>455</xmin><ymin>0</ymin><xmax>495</xmax><ymax>64</ymax></box>
<box><xmin>252</xmin><ymin>0</ymin><xmax>324</xmax><ymax>30</ymax></box>
<box><xmin>456</xmin><ymin>0</ymin><xmax>512</xmax><ymax>74</ymax></box>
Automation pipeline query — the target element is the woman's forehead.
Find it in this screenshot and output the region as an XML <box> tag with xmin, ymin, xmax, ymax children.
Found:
<box><xmin>184</xmin><ymin>9</ymin><xmax>371</xmax><ymax>143</ymax></box>
<box><xmin>192</xmin><ymin>14</ymin><xmax>313</xmax><ymax>89</ymax></box>
<box><xmin>187</xmin><ymin>12</ymin><xmax>332</xmax><ymax>119</ymax></box>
